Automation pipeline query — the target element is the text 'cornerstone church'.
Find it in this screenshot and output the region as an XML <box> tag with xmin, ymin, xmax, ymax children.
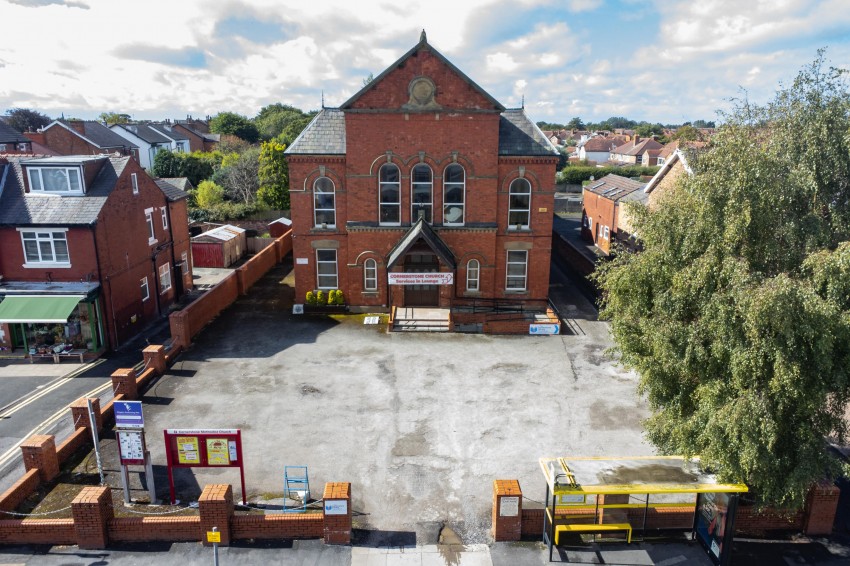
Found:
<box><xmin>285</xmin><ymin>32</ymin><xmax>560</xmax><ymax>332</ymax></box>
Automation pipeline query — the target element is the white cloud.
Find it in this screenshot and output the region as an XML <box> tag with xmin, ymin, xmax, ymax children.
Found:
<box><xmin>0</xmin><ymin>0</ymin><xmax>848</xmax><ymax>125</ymax></box>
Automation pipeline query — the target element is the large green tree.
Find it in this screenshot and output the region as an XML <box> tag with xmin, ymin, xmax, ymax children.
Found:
<box><xmin>210</xmin><ymin>111</ymin><xmax>259</xmax><ymax>143</ymax></box>
<box><xmin>257</xmin><ymin>140</ymin><xmax>290</xmax><ymax>210</ymax></box>
<box><xmin>253</xmin><ymin>103</ymin><xmax>309</xmax><ymax>141</ymax></box>
<box><xmin>4</xmin><ymin>107</ymin><xmax>51</xmax><ymax>132</ymax></box>
<box><xmin>594</xmin><ymin>52</ymin><xmax>850</xmax><ymax>508</ymax></box>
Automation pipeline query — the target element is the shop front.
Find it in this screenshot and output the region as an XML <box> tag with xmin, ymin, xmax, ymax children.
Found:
<box><xmin>0</xmin><ymin>282</ymin><xmax>105</xmax><ymax>361</ymax></box>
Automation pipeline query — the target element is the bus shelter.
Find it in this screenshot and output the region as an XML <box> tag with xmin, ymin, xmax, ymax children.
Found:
<box><xmin>539</xmin><ymin>456</ymin><xmax>748</xmax><ymax>565</ymax></box>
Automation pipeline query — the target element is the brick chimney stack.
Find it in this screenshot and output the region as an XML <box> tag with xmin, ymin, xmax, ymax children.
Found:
<box><xmin>633</xmin><ymin>135</ymin><xmax>640</xmax><ymax>145</ymax></box>
<box><xmin>69</xmin><ymin>120</ymin><xmax>86</xmax><ymax>134</ymax></box>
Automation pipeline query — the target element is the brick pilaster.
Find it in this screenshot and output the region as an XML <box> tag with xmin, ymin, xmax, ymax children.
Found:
<box><xmin>143</xmin><ymin>345</ymin><xmax>167</xmax><ymax>375</ymax></box>
<box><xmin>72</xmin><ymin>486</ymin><xmax>114</xmax><ymax>549</ymax></box>
<box><xmin>199</xmin><ymin>484</ymin><xmax>233</xmax><ymax>546</ymax></box>
<box><xmin>804</xmin><ymin>480</ymin><xmax>840</xmax><ymax>536</ymax></box>
<box><xmin>70</xmin><ymin>397</ymin><xmax>102</xmax><ymax>431</ymax></box>
<box><xmin>323</xmin><ymin>482</ymin><xmax>351</xmax><ymax>545</ymax></box>
<box><xmin>492</xmin><ymin>479</ymin><xmax>522</xmax><ymax>541</ymax></box>
<box><xmin>20</xmin><ymin>434</ymin><xmax>60</xmax><ymax>483</ymax></box>
<box><xmin>110</xmin><ymin>368</ymin><xmax>138</xmax><ymax>400</ymax></box>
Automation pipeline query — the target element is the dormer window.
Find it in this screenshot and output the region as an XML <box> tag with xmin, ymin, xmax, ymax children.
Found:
<box><xmin>27</xmin><ymin>166</ymin><xmax>84</xmax><ymax>194</ymax></box>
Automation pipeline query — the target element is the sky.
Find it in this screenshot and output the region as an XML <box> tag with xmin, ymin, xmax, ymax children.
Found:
<box><xmin>1</xmin><ymin>0</ymin><xmax>849</xmax><ymax>126</ymax></box>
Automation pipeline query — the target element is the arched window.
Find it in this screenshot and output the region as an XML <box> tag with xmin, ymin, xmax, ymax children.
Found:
<box><xmin>466</xmin><ymin>259</ymin><xmax>480</xmax><ymax>292</ymax></box>
<box><xmin>364</xmin><ymin>258</ymin><xmax>377</xmax><ymax>291</ymax></box>
<box><xmin>443</xmin><ymin>164</ymin><xmax>465</xmax><ymax>225</ymax></box>
<box><xmin>411</xmin><ymin>164</ymin><xmax>433</xmax><ymax>223</ymax></box>
<box><xmin>379</xmin><ymin>164</ymin><xmax>401</xmax><ymax>225</ymax></box>
<box><xmin>508</xmin><ymin>178</ymin><xmax>531</xmax><ymax>229</ymax></box>
<box><xmin>313</xmin><ymin>176</ymin><xmax>335</xmax><ymax>228</ymax></box>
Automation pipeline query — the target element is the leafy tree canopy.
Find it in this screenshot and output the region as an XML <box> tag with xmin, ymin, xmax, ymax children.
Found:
<box><xmin>594</xmin><ymin>51</ymin><xmax>850</xmax><ymax>508</ymax></box>
<box><xmin>257</xmin><ymin>140</ymin><xmax>290</xmax><ymax>210</ymax></box>
<box><xmin>210</xmin><ymin>111</ymin><xmax>259</xmax><ymax>143</ymax></box>
<box><xmin>4</xmin><ymin>107</ymin><xmax>51</xmax><ymax>132</ymax></box>
<box><xmin>566</xmin><ymin>116</ymin><xmax>585</xmax><ymax>130</ymax></box>
<box><xmin>671</xmin><ymin>125</ymin><xmax>702</xmax><ymax>142</ymax></box>
<box><xmin>195</xmin><ymin>179</ymin><xmax>225</xmax><ymax>209</ymax></box>
<box><xmin>253</xmin><ymin>103</ymin><xmax>312</xmax><ymax>141</ymax></box>
<box><xmin>98</xmin><ymin>112</ymin><xmax>131</xmax><ymax>125</ymax></box>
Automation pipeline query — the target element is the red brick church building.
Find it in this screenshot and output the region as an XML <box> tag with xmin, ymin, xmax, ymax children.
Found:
<box><xmin>286</xmin><ymin>32</ymin><xmax>559</xmax><ymax>329</ymax></box>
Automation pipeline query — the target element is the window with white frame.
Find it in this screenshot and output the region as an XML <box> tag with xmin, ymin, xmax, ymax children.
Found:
<box><xmin>506</xmin><ymin>250</ymin><xmax>528</xmax><ymax>291</ymax></box>
<box><xmin>159</xmin><ymin>263</ymin><xmax>171</xmax><ymax>293</ymax></box>
<box><xmin>145</xmin><ymin>208</ymin><xmax>155</xmax><ymax>243</ymax></box>
<box><xmin>603</xmin><ymin>225</ymin><xmax>610</xmax><ymax>240</ymax></box>
<box><xmin>411</xmin><ymin>164</ymin><xmax>432</xmax><ymax>223</ymax></box>
<box><xmin>364</xmin><ymin>258</ymin><xmax>377</xmax><ymax>291</ymax></box>
<box><xmin>161</xmin><ymin>207</ymin><xmax>168</xmax><ymax>230</ymax></box>
<box><xmin>466</xmin><ymin>259</ymin><xmax>480</xmax><ymax>292</ymax></box>
<box><xmin>587</xmin><ymin>216</ymin><xmax>592</xmax><ymax>231</ymax></box>
<box><xmin>141</xmin><ymin>276</ymin><xmax>150</xmax><ymax>301</ymax></box>
<box><xmin>443</xmin><ymin>164</ymin><xmax>465</xmax><ymax>225</ymax></box>
<box><xmin>181</xmin><ymin>251</ymin><xmax>188</xmax><ymax>271</ymax></box>
<box><xmin>20</xmin><ymin>229</ymin><xmax>69</xmax><ymax>265</ymax></box>
<box><xmin>316</xmin><ymin>249</ymin><xmax>338</xmax><ymax>289</ymax></box>
<box><xmin>314</xmin><ymin>176</ymin><xmax>336</xmax><ymax>227</ymax></box>
<box><xmin>26</xmin><ymin>166</ymin><xmax>83</xmax><ymax>194</ymax></box>
<box><xmin>379</xmin><ymin>164</ymin><xmax>400</xmax><ymax>225</ymax></box>
<box><xmin>0</xmin><ymin>144</ymin><xmax>6</xmax><ymax>152</ymax></box>
<box><xmin>508</xmin><ymin>178</ymin><xmax>531</xmax><ymax>229</ymax></box>
<box><xmin>131</xmin><ymin>173</ymin><xmax>139</xmax><ymax>195</ymax></box>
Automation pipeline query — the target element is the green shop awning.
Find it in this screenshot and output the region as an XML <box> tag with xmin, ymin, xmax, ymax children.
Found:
<box><xmin>0</xmin><ymin>295</ymin><xmax>83</xmax><ymax>324</ymax></box>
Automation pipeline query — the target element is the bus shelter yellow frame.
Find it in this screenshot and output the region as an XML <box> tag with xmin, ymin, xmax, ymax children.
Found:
<box><xmin>539</xmin><ymin>456</ymin><xmax>748</xmax><ymax>564</ymax></box>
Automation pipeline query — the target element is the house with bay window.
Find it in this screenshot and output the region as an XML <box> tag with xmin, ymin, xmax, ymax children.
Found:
<box><xmin>0</xmin><ymin>154</ymin><xmax>192</xmax><ymax>357</ymax></box>
<box><xmin>285</xmin><ymin>32</ymin><xmax>560</xmax><ymax>331</ymax></box>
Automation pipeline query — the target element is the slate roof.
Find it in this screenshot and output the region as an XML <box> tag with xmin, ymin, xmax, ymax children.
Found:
<box><xmin>585</xmin><ymin>174</ymin><xmax>645</xmax><ymax>202</ymax></box>
<box><xmin>284</xmin><ymin>109</ymin><xmax>346</xmax><ymax>155</ymax></box>
<box><xmin>0</xmin><ymin>155</ymin><xmax>129</xmax><ymax>226</ymax></box>
<box><xmin>498</xmin><ymin>109</ymin><xmax>560</xmax><ymax>157</ymax></box>
<box><xmin>0</xmin><ymin>121</ymin><xmax>30</xmax><ymax>144</ymax></box>
<box><xmin>55</xmin><ymin>121</ymin><xmax>139</xmax><ymax>150</ymax></box>
<box><xmin>149</xmin><ymin>123</ymin><xmax>190</xmax><ymax>141</ymax></box>
<box><xmin>154</xmin><ymin>177</ymin><xmax>192</xmax><ymax>202</ymax></box>
<box><xmin>113</xmin><ymin>123</ymin><xmax>171</xmax><ymax>144</ymax></box>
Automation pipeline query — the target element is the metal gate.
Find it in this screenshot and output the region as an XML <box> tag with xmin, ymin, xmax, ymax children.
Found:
<box><xmin>403</xmin><ymin>253</ymin><xmax>439</xmax><ymax>307</ymax></box>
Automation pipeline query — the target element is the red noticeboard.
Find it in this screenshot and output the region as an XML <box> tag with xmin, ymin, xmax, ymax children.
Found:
<box><xmin>163</xmin><ymin>428</ymin><xmax>246</xmax><ymax>505</ymax></box>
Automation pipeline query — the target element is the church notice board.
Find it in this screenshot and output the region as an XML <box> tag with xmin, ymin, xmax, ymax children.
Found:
<box><xmin>163</xmin><ymin>428</ymin><xmax>246</xmax><ymax>505</ymax></box>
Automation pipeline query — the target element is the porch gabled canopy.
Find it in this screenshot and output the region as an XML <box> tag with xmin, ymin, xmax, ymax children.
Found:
<box><xmin>386</xmin><ymin>218</ymin><xmax>456</xmax><ymax>270</ymax></box>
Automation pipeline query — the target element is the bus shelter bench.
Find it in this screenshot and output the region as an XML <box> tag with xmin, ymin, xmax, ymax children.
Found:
<box><xmin>555</xmin><ymin>523</ymin><xmax>632</xmax><ymax>545</ymax></box>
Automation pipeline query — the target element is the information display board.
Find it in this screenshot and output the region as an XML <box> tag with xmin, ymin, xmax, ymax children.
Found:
<box><xmin>117</xmin><ymin>429</ymin><xmax>146</xmax><ymax>466</ymax></box>
<box><xmin>163</xmin><ymin>428</ymin><xmax>246</xmax><ymax>504</ymax></box>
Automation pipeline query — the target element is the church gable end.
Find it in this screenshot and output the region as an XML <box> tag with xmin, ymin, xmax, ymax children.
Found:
<box><xmin>342</xmin><ymin>35</ymin><xmax>504</xmax><ymax>113</ymax></box>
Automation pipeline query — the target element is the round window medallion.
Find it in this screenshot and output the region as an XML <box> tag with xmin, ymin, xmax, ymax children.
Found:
<box><xmin>406</xmin><ymin>76</ymin><xmax>438</xmax><ymax>109</ymax></box>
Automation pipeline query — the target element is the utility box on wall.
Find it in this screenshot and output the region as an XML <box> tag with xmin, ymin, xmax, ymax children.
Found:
<box><xmin>191</xmin><ymin>225</ymin><xmax>247</xmax><ymax>268</ymax></box>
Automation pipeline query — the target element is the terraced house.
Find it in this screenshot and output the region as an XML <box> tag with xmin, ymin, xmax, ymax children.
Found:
<box><xmin>285</xmin><ymin>32</ymin><xmax>560</xmax><ymax>331</ymax></box>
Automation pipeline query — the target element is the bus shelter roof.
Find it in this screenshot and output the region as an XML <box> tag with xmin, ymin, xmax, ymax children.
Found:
<box><xmin>540</xmin><ymin>456</ymin><xmax>748</xmax><ymax>496</ymax></box>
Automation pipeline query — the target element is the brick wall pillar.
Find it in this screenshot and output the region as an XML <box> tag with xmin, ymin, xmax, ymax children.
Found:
<box><xmin>20</xmin><ymin>434</ymin><xmax>60</xmax><ymax>483</ymax></box>
<box><xmin>804</xmin><ymin>481</ymin><xmax>840</xmax><ymax>536</ymax></box>
<box><xmin>199</xmin><ymin>484</ymin><xmax>233</xmax><ymax>546</ymax></box>
<box><xmin>110</xmin><ymin>368</ymin><xmax>138</xmax><ymax>400</ymax></box>
<box><xmin>71</xmin><ymin>486</ymin><xmax>114</xmax><ymax>549</ymax></box>
<box><xmin>169</xmin><ymin>311</ymin><xmax>189</xmax><ymax>351</ymax></box>
<box><xmin>70</xmin><ymin>397</ymin><xmax>102</xmax><ymax>431</ymax></box>
<box><xmin>598</xmin><ymin>494</ymin><xmax>630</xmax><ymax>524</ymax></box>
<box><xmin>492</xmin><ymin>480</ymin><xmax>522</xmax><ymax>541</ymax></box>
<box><xmin>323</xmin><ymin>482</ymin><xmax>352</xmax><ymax>545</ymax></box>
<box><xmin>143</xmin><ymin>345</ymin><xmax>167</xmax><ymax>375</ymax></box>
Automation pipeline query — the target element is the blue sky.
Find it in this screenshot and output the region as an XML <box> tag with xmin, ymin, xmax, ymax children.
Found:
<box><xmin>1</xmin><ymin>0</ymin><xmax>849</xmax><ymax>126</ymax></box>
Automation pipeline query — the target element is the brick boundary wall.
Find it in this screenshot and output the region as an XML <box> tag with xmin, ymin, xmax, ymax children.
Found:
<box><xmin>0</xmin><ymin>518</ymin><xmax>76</xmax><ymax>545</ymax></box>
<box><xmin>108</xmin><ymin>516</ymin><xmax>201</xmax><ymax>542</ymax></box>
<box><xmin>495</xmin><ymin>479</ymin><xmax>841</xmax><ymax>541</ymax></box>
<box><xmin>231</xmin><ymin>514</ymin><xmax>324</xmax><ymax>540</ymax></box>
